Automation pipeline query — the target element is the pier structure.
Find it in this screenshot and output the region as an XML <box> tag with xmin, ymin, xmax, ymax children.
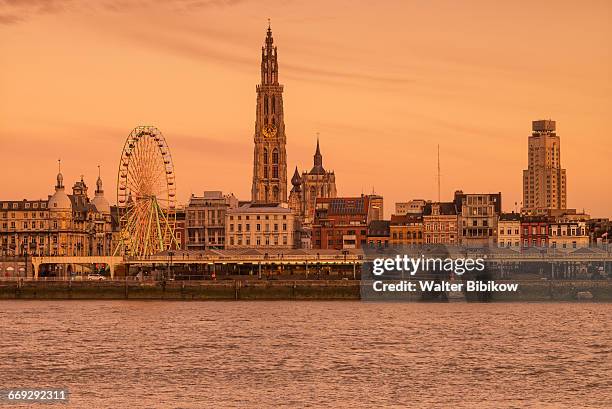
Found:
<box><xmin>16</xmin><ymin>246</ymin><xmax>611</xmax><ymax>280</ymax></box>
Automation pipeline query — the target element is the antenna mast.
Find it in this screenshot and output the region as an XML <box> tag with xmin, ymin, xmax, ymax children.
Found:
<box><xmin>437</xmin><ymin>144</ymin><xmax>441</xmax><ymax>202</ymax></box>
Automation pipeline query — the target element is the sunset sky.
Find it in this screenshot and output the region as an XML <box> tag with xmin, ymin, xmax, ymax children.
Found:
<box><xmin>1</xmin><ymin>0</ymin><xmax>610</xmax><ymax>217</ymax></box>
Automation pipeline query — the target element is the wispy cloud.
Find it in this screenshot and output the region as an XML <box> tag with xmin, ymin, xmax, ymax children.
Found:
<box><xmin>0</xmin><ymin>0</ymin><xmax>246</xmax><ymax>24</ymax></box>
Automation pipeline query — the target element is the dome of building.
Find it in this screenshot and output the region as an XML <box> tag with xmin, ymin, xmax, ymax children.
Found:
<box><xmin>92</xmin><ymin>175</ymin><xmax>111</xmax><ymax>214</ymax></box>
<box><xmin>92</xmin><ymin>195</ymin><xmax>110</xmax><ymax>214</ymax></box>
<box><xmin>48</xmin><ymin>171</ymin><xmax>72</xmax><ymax>210</ymax></box>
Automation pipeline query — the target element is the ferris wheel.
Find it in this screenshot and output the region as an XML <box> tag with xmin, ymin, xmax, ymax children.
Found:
<box><xmin>116</xmin><ymin>126</ymin><xmax>179</xmax><ymax>257</ymax></box>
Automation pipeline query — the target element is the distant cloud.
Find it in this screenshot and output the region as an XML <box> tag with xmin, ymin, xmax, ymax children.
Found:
<box><xmin>0</xmin><ymin>0</ymin><xmax>70</xmax><ymax>24</ymax></box>
<box><xmin>0</xmin><ymin>0</ymin><xmax>246</xmax><ymax>24</ymax></box>
<box><xmin>0</xmin><ymin>13</ymin><xmax>20</xmax><ymax>24</ymax></box>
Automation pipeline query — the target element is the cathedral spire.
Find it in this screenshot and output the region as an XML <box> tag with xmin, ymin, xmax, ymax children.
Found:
<box><xmin>252</xmin><ymin>24</ymin><xmax>287</xmax><ymax>204</ymax></box>
<box><xmin>261</xmin><ymin>21</ymin><xmax>278</xmax><ymax>85</ymax></box>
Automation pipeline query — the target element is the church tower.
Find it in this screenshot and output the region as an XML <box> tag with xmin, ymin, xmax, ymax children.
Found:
<box><xmin>251</xmin><ymin>24</ymin><xmax>288</xmax><ymax>204</ymax></box>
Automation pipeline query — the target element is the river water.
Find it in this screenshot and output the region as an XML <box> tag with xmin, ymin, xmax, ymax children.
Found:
<box><xmin>0</xmin><ymin>301</ymin><xmax>610</xmax><ymax>408</ymax></box>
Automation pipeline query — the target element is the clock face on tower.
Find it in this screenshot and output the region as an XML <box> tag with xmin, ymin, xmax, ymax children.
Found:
<box><xmin>262</xmin><ymin>124</ymin><xmax>277</xmax><ymax>138</ymax></box>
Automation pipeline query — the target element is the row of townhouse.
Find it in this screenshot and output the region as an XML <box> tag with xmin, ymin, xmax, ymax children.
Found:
<box><xmin>367</xmin><ymin>191</ymin><xmax>596</xmax><ymax>250</ymax></box>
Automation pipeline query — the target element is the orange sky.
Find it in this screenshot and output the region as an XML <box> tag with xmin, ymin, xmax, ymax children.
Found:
<box><xmin>1</xmin><ymin>0</ymin><xmax>610</xmax><ymax>217</ymax></box>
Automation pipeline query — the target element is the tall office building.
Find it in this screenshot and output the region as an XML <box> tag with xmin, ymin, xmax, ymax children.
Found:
<box><xmin>522</xmin><ymin>120</ymin><xmax>567</xmax><ymax>214</ymax></box>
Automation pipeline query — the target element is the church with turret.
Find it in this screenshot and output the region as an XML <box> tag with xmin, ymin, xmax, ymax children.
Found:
<box><xmin>242</xmin><ymin>24</ymin><xmax>338</xmax><ymax>249</ymax></box>
<box><xmin>289</xmin><ymin>138</ymin><xmax>337</xmax><ymax>226</ymax></box>
<box><xmin>251</xmin><ymin>24</ymin><xmax>288</xmax><ymax>204</ymax></box>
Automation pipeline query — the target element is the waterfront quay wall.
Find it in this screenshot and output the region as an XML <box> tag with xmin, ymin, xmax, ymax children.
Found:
<box><xmin>0</xmin><ymin>279</ymin><xmax>610</xmax><ymax>301</ymax></box>
<box><xmin>0</xmin><ymin>280</ymin><xmax>360</xmax><ymax>301</ymax></box>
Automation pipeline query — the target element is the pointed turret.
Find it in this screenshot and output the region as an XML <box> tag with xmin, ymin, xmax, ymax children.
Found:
<box><xmin>291</xmin><ymin>166</ymin><xmax>301</xmax><ymax>191</ymax></box>
<box><xmin>92</xmin><ymin>166</ymin><xmax>110</xmax><ymax>214</ymax></box>
<box><xmin>310</xmin><ymin>136</ymin><xmax>326</xmax><ymax>175</ymax></box>
<box><xmin>55</xmin><ymin>159</ymin><xmax>64</xmax><ymax>189</ymax></box>
<box><xmin>49</xmin><ymin>159</ymin><xmax>71</xmax><ymax>210</ymax></box>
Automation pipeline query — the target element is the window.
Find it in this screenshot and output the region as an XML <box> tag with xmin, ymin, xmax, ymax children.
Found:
<box><xmin>282</xmin><ymin>223</ymin><xmax>287</xmax><ymax>231</ymax></box>
<box><xmin>263</xmin><ymin>148</ymin><xmax>268</xmax><ymax>164</ymax></box>
<box><xmin>256</xmin><ymin>224</ymin><xmax>261</xmax><ymax>231</ymax></box>
<box><xmin>272</xmin><ymin>148</ymin><xmax>279</xmax><ymax>164</ymax></box>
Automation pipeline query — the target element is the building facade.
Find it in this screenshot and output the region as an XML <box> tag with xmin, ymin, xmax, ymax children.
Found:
<box><xmin>521</xmin><ymin>216</ymin><xmax>551</xmax><ymax>249</ymax></box>
<box><xmin>367</xmin><ymin>220</ymin><xmax>390</xmax><ymax>249</ymax></box>
<box><xmin>497</xmin><ymin>213</ymin><xmax>521</xmax><ymax>249</ymax></box>
<box><xmin>389</xmin><ymin>214</ymin><xmax>423</xmax><ymax>247</ymax></box>
<box><xmin>455</xmin><ymin>191</ymin><xmax>502</xmax><ymax>247</ymax></box>
<box><xmin>522</xmin><ymin>120</ymin><xmax>567</xmax><ymax>214</ymax></box>
<box><xmin>394</xmin><ymin>200</ymin><xmax>427</xmax><ymax>216</ymax></box>
<box><xmin>311</xmin><ymin>196</ymin><xmax>370</xmax><ymax>250</ymax></box>
<box><xmin>185</xmin><ymin>191</ymin><xmax>238</xmax><ymax>250</ymax></box>
<box><xmin>422</xmin><ymin>202</ymin><xmax>458</xmax><ymax>245</ymax></box>
<box><xmin>0</xmin><ymin>168</ymin><xmax>113</xmax><ymax>263</ymax></box>
<box><xmin>548</xmin><ymin>221</ymin><xmax>589</xmax><ymax>250</ymax></box>
<box><xmin>225</xmin><ymin>203</ymin><xmax>294</xmax><ymax>249</ymax></box>
<box><xmin>251</xmin><ymin>25</ymin><xmax>288</xmax><ymax>204</ymax></box>
<box><xmin>367</xmin><ymin>195</ymin><xmax>384</xmax><ymax>222</ymax></box>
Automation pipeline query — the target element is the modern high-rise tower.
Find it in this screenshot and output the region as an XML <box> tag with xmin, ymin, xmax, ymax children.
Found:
<box><xmin>251</xmin><ymin>24</ymin><xmax>287</xmax><ymax>204</ymax></box>
<box><xmin>522</xmin><ymin>120</ymin><xmax>567</xmax><ymax>214</ymax></box>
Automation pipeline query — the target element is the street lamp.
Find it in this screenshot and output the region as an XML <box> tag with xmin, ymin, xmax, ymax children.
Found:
<box><xmin>21</xmin><ymin>242</ymin><xmax>28</xmax><ymax>278</ymax></box>
<box><xmin>167</xmin><ymin>251</ymin><xmax>174</xmax><ymax>280</ymax></box>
